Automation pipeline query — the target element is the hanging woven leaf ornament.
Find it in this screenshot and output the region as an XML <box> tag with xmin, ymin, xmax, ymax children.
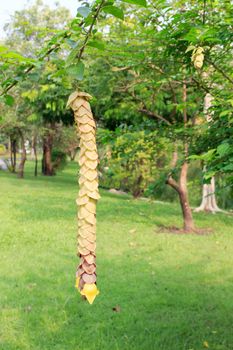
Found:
<box><xmin>191</xmin><ymin>47</ymin><xmax>204</xmax><ymax>69</ymax></box>
<box><xmin>67</xmin><ymin>91</ymin><xmax>100</xmax><ymax>304</ymax></box>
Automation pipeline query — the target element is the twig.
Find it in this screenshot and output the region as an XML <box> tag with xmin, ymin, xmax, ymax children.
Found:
<box><xmin>206</xmin><ymin>58</ymin><xmax>233</xmax><ymax>85</ymax></box>
<box><xmin>138</xmin><ymin>108</ymin><xmax>171</xmax><ymax>125</ymax></box>
<box><xmin>203</xmin><ymin>0</ymin><xmax>206</xmax><ymax>25</ymax></box>
<box><xmin>77</xmin><ymin>0</ymin><xmax>106</xmax><ymax>61</ymax></box>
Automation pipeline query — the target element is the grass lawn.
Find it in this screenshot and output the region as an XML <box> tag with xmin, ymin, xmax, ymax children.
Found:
<box><xmin>0</xmin><ymin>162</ymin><xmax>233</xmax><ymax>350</ymax></box>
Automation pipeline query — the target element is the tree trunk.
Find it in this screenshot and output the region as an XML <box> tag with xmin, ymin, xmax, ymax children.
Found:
<box><xmin>70</xmin><ymin>149</ymin><xmax>78</xmax><ymax>161</ymax></box>
<box><xmin>195</xmin><ymin>93</ymin><xmax>221</xmax><ymax>213</ymax></box>
<box><xmin>132</xmin><ymin>174</ymin><xmax>143</xmax><ymax>198</ymax></box>
<box><xmin>167</xmin><ymin>162</ymin><xmax>195</xmax><ymax>232</ymax></box>
<box><xmin>178</xmin><ymin>162</ymin><xmax>195</xmax><ymax>231</ymax></box>
<box><xmin>166</xmin><ymin>82</ymin><xmax>195</xmax><ymax>232</ymax></box>
<box><xmin>17</xmin><ymin>132</ymin><xmax>26</xmax><ymax>178</ymax></box>
<box><xmin>10</xmin><ymin>137</ymin><xmax>17</xmax><ymax>173</ymax></box>
<box><xmin>32</xmin><ymin>134</ymin><xmax>38</xmax><ymax>177</ymax></box>
<box><xmin>194</xmin><ymin>176</ymin><xmax>222</xmax><ymax>213</ymax></box>
<box><xmin>42</xmin><ymin>130</ymin><xmax>54</xmax><ymax>176</ymax></box>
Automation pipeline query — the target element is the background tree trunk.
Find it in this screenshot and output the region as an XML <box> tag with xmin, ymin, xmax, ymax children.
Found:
<box><xmin>194</xmin><ymin>176</ymin><xmax>222</xmax><ymax>213</ymax></box>
<box><xmin>32</xmin><ymin>134</ymin><xmax>38</xmax><ymax>177</ymax></box>
<box><xmin>69</xmin><ymin>149</ymin><xmax>78</xmax><ymax>161</ymax></box>
<box><xmin>10</xmin><ymin>137</ymin><xmax>17</xmax><ymax>173</ymax></box>
<box><xmin>42</xmin><ymin>129</ymin><xmax>54</xmax><ymax>176</ymax></box>
<box><xmin>17</xmin><ymin>131</ymin><xmax>26</xmax><ymax>178</ymax></box>
<box><xmin>195</xmin><ymin>93</ymin><xmax>221</xmax><ymax>213</ymax></box>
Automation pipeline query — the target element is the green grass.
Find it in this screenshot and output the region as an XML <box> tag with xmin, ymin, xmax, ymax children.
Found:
<box><xmin>0</xmin><ymin>162</ymin><xmax>233</xmax><ymax>350</ymax></box>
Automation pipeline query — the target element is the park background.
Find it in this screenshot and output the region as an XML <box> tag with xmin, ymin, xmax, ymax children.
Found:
<box><xmin>0</xmin><ymin>0</ymin><xmax>233</xmax><ymax>349</ymax></box>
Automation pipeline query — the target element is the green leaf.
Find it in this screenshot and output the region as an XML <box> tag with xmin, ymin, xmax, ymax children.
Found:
<box><xmin>199</xmin><ymin>149</ymin><xmax>216</xmax><ymax>162</ymax></box>
<box><xmin>77</xmin><ymin>6</ymin><xmax>90</xmax><ymax>18</ymax></box>
<box><xmin>27</xmin><ymin>113</ymin><xmax>38</xmax><ymax>122</ymax></box>
<box><xmin>66</xmin><ymin>61</ymin><xmax>85</xmax><ymax>81</ymax></box>
<box><xmin>185</xmin><ymin>45</ymin><xmax>196</xmax><ymax>53</ymax></box>
<box><xmin>219</xmin><ymin>110</ymin><xmax>231</xmax><ymax>117</ymax></box>
<box><xmin>222</xmin><ymin>163</ymin><xmax>233</xmax><ymax>171</ymax></box>
<box><xmin>103</xmin><ymin>6</ymin><xmax>124</xmax><ymax>20</ymax></box>
<box><xmin>4</xmin><ymin>94</ymin><xmax>14</xmax><ymax>106</ymax></box>
<box><xmin>66</xmin><ymin>44</ymin><xmax>80</xmax><ymax>66</ymax></box>
<box><xmin>217</xmin><ymin>143</ymin><xmax>230</xmax><ymax>157</ymax></box>
<box><xmin>189</xmin><ymin>154</ymin><xmax>200</xmax><ymax>160</ymax></box>
<box><xmin>87</xmin><ymin>40</ymin><xmax>105</xmax><ymax>50</ymax></box>
<box><xmin>203</xmin><ymin>171</ymin><xmax>216</xmax><ymax>182</ymax></box>
<box><xmin>121</xmin><ymin>0</ymin><xmax>147</xmax><ymax>7</ymax></box>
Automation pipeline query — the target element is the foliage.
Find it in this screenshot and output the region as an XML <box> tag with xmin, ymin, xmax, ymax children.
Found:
<box><xmin>53</xmin><ymin>126</ymin><xmax>80</xmax><ymax>160</ymax></box>
<box><xmin>0</xmin><ymin>0</ymin><xmax>232</xmax><ymax>197</ymax></box>
<box><xmin>0</xmin><ymin>144</ymin><xmax>6</xmax><ymax>155</ymax></box>
<box><xmin>193</xmin><ymin>100</ymin><xmax>233</xmax><ymax>183</ymax></box>
<box><xmin>51</xmin><ymin>148</ymin><xmax>67</xmax><ymax>171</ymax></box>
<box><xmin>98</xmin><ymin>129</ymin><xmax>171</xmax><ymax>197</ymax></box>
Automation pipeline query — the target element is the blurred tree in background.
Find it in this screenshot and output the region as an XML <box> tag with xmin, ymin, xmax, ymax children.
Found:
<box><xmin>0</xmin><ymin>0</ymin><xmax>232</xmax><ymax>231</ymax></box>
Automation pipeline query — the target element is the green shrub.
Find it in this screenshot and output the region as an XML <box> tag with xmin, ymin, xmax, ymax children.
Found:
<box><xmin>99</xmin><ymin>130</ymin><xmax>171</xmax><ymax>197</ymax></box>
<box><xmin>0</xmin><ymin>144</ymin><xmax>6</xmax><ymax>155</ymax></box>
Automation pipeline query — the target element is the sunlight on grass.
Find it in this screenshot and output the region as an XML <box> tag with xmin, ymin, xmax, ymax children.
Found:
<box><xmin>0</xmin><ymin>163</ymin><xmax>233</xmax><ymax>350</ymax></box>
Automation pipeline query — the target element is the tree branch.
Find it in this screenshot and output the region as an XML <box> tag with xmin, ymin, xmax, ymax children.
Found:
<box><xmin>0</xmin><ymin>0</ymin><xmax>106</xmax><ymax>97</ymax></box>
<box><xmin>206</xmin><ymin>58</ymin><xmax>233</xmax><ymax>85</ymax></box>
<box><xmin>166</xmin><ymin>175</ymin><xmax>180</xmax><ymax>193</ymax></box>
<box><xmin>138</xmin><ymin>108</ymin><xmax>171</xmax><ymax>125</ymax></box>
<box><xmin>77</xmin><ymin>0</ymin><xmax>105</xmax><ymax>61</ymax></box>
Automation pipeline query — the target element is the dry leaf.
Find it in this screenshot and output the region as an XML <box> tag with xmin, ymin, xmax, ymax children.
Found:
<box><xmin>79</xmin><ymin>124</ymin><xmax>94</xmax><ymax>133</ymax></box>
<box><xmin>112</xmin><ymin>305</ymin><xmax>121</xmax><ymax>312</ymax></box>
<box><xmin>84</xmin><ymin>254</ymin><xmax>96</xmax><ymax>264</ymax></box>
<box><xmin>76</xmin><ymin>196</ymin><xmax>89</xmax><ymax>206</ymax></box>
<box><xmin>82</xmin><ymin>262</ymin><xmax>96</xmax><ymax>274</ymax></box>
<box><xmin>78</xmin><ymin>246</ymin><xmax>90</xmax><ymax>255</ymax></box>
<box><xmin>85</xmin><ymin>150</ymin><xmax>98</xmax><ymax>160</ymax></box>
<box><xmin>87</xmin><ymin>191</ymin><xmax>101</xmax><ymax>200</ymax></box>
<box><xmin>82</xmin><ymin>273</ymin><xmax>96</xmax><ymax>284</ymax></box>
<box><xmin>85</xmin><ymin>180</ymin><xmax>98</xmax><ymax>191</ymax></box>
<box><xmin>85</xmin><ymin>200</ymin><xmax>96</xmax><ymax>213</ymax></box>
<box><xmin>83</xmin><ymin>141</ymin><xmax>97</xmax><ymax>151</ymax></box>
<box><xmin>84</xmin><ymin>170</ymin><xmax>98</xmax><ymax>182</ymax></box>
<box><xmin>85</xmin><ymin>160</ymin><xmax>98</xmax><ymax>170</ymax></box>
<box><xmin>80</xmin><ymin>132</ymin><xmax>95</xmax><ymax>142</ymax></box>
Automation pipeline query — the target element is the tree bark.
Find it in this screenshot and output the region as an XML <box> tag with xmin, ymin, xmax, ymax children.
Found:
<box><xmin>42</xmin><ymin>129</ymin><xmax>54</xmax><ymax>176</ymax></box>
<box><xmin>17</xmin><ymin>131</ymin><xmax>26</xmax><ymax>178</ymax></box>
<box><xmin>179</xmin><ymin>162</ymin><xmax>195</xmax><ymax>231</ymax></box>
<box><xmin>194</xmin><ymin>176</ymin><xmax>222</xmax><ymax>213</ymax></box>
<box><xmin>10</xmin><ymin>137</ymin><xmax>17</xmax><ymax>173</ymax></box>
<box><xmin>167</xmin><ymin>162</ymin><xmax>195</xmax><ymax>232</ymax></box>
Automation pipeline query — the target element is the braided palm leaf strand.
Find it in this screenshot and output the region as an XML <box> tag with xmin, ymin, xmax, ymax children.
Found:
<box><xmin>67</xmin><ymin>91</ymin><xmax>100</xmax><ymax>304</ymax></box>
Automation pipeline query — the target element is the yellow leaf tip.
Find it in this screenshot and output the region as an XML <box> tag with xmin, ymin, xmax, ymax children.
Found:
<box><xmin>75</xmin><ymin>277</ymin><xmax>80</xmax><ymax>289</ymax></box>
<box><xmin>80</xmin><ymin>283</ymin><xmax>100</xmax><ymax>304</ymax></box>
